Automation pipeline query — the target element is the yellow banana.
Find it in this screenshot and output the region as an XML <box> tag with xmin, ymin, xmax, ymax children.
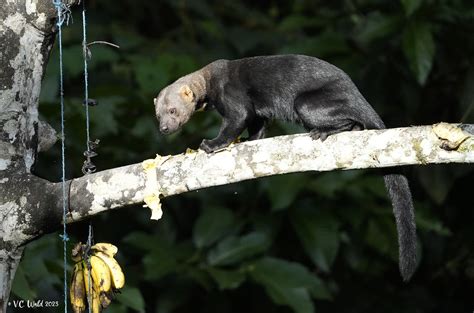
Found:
<box><xmin>94</xmin><ymin>251</ymin><xmax>125</xmax><ymax>289</ymax></box>
<box><xmin>99</xmin><ymin>291</ymin><xmax>113</xmax><ymax>309</ymax></box>
<box><xmin>83</xmin><ymin>262</ymin><xmax>101</xmax><ymax>313</ymax></box>
<box><xmin>91</xmin><ymin>243</ymin><xmax>118</xmax><ymax>258</ymax></box>
<box><xmin>82</xmin><ymin>260</ymin><xmax>94</xmax><ymax>305</ymax></box>
<box><xmin>70</xmin><ymin>242</ymin><xmax>123</xmax><ymax>312</ymax></box>
<box><xmin>91</xmin><ymin>288</ymin><xmax>101</xmax><ymax>313</ymax></box>
<box><xmin>70</xmin><ymin>264</ymin><xmax>86</xmax><ymax>313</ymax></box>
<box><xmin>90</xmin><ymin>255</ymin><xmax>112</xmax><ymax>293</ymax></box>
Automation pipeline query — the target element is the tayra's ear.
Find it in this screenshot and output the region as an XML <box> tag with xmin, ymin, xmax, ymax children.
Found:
<box><xmin>179</xmin><ymin>85</ymin><xmax>194</xmax><ymax>104</ymax></box>
<box><xmin>153</xmin><ymin>97</ymin><xmax>157</xmax><ymax>105</ymax></box>
<box><xmin>195</xmin><ymin>102</ymin><xmax>208</xmax><ymax>112</ymax></box>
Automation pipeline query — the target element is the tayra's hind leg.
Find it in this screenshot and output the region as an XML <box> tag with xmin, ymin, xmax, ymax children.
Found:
<box><xmin>246</xmin><ymin>117</ymin><xmax>266</xmax><ymax>141</ymax></box>
<box><xmin>310</xmin><ymin>122</ymin><xmax>362</xmax><ymax>141</ymax></box>
<box><xmin>294</xmin><ymin>95</ymin><xmax>363</xmax><ymax>141</ymax></box>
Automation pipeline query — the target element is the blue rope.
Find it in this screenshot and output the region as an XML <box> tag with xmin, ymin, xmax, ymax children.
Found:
<box><xmin>53</xmin><ymin>1</ymin><xmax>71</xmax><ymax>313</ymax></box>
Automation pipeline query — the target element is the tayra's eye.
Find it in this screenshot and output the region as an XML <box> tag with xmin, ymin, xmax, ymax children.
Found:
<box><xmin>169</xmin><ymin>108</ymin><xmax>177</xmax><ymax>115</ymax></box>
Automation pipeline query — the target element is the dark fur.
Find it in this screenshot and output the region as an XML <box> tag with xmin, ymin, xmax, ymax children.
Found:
<box><xmin>156</xmin><ymin>54</ymin><xmax>417</xmax><ymax>280</ymax></box>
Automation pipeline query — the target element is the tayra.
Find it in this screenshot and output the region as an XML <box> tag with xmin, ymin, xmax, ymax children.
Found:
<box><xmin>154</xmin><ymin>54</ymin><xmax>417</xmax><ymax>280</ymax></box>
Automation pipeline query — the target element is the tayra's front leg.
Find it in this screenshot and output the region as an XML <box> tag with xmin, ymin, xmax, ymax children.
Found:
<box><xmin>200</xmin><ymin>117</ymin><xmax>247</xmax><ymax>153</ymax></box>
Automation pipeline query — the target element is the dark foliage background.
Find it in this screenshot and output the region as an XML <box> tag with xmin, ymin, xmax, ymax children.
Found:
<box><xmin>11</xmin><ymin>0</ymin><xmax>474</xmax><ymax>312</ymax></box>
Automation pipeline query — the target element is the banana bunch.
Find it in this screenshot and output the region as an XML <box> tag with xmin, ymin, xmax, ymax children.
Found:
<box><xmin>70</xmin><ymin>242</ymin><xmax>125</xmax><ymax>313</ymax></box>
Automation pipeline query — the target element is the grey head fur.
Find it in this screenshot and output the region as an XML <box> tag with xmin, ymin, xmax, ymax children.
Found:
<box><xmin>154</xmin><ymin>69</ymin><xmax>208</xmax><ymax>134</ymax></box>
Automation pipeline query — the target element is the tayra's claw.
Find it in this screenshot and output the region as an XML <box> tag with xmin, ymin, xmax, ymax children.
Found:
<box><xmin>309</xmin><ymin>130</ymin><xmax>331</xmax><ymax>141</ymax></box>
<box><xmin>199</xmin><ymin>139</ymin><xmax>215</xmax><ymax>153</ymax></box>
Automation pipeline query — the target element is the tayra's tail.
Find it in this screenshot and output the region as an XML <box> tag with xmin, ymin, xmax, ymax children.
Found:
<box><xmin>383</xmin><ymin>173</ymin><xmax>417</xmax><ymax>281</ymax></box>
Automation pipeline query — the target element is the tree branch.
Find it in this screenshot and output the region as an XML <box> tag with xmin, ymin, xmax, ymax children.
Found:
<box><xmin>43</xmin><ymin>123</ymin><xmax>472</xmax><ymax>225</ymax></box>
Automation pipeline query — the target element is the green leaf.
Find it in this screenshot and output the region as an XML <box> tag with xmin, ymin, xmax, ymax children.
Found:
<box><xmin>290</xmin><ymin>207</ymin><xmax>340</xmax><ymax>272</ymax></box>
<box><xmin>21</xmin><ymin>234</ymin><xmax>62</xmax><ymax>286</ymax></box>
<box><xmin>400</xmin><ymin>0</ymin><xmax>423</xmax><ymax>16</ymax></box>
<box><xmin>459</xmin><ymin>66</ymin><xmax>474</xmax><ymax>121</ymax></box>
<box><xmin>135</xmin><ymin>60</ymin><xmax>169</xmax><ymax>94</ymax></box>
<box><xmin>251</xmin><ymin>258</ymin><xmax>331</xmax><ymax>299</ymax></box>
<box><xmin>89</xmin><ymin>96</ymin><xmax>124</xmax><ymax>136</ymax></box>
<box><xmin>355</xmin><ymin>12</ymin><xmax>401</xmax><ymax>46</ymax></box>
<box><xmin>416</xmin><ymin>216</ymin><xmax>451</xmax><ymax>236</ymax></box>
<box><xmin>250</xmin><ymin>257</ymin><xmax>331</xmax><ymax>313</ymax></box>
<box><xmin>184</xmin><ymin>266</ymin><xmax>214</xmax><ymax>290</ymax></box>
<box><xmin>207</xmin><ymin>267</ymin><xmax>246</xmax><ymax>290</ymax></box>
<box><xmin>208</xmin><ymin>232</ymin><xmax>270</xmax><ymax>266</ymax></box>
<box><xmin>154</xmin><ymin>287</ymin><xmax>192</xmax><ymax>313</ymax></box>
<box><xmin>124</xmin><ymin>232</ymin><xmax>159</xmax><ymax>251</ymax></box>
<box><xmin>11</xmin><ymin>264</ymin><xmax>37</xmax><ymax>300</ymax></box>
<box><xmin>193</xmin><ymin>206</ymin><xmax>236</xmax><ymax>248</ymax></box>
<box><xmin>131</xmin><ymin>116</ymin><xmax>160</xmax><ymax>138</ymax></box>
<box><xmin>131</xmin><ymin>55</ymin><xmax>171</xmax><ymax>95</ymax></box>
<box><xmin>106</xmin><ymin>303</ymin><xmax>128</xmax><ymax>313</ymax></box>
<box><xmin>278</xmin><ymin>15</ymin><xmax>321</xmax><ymax>32</ymax></box>
<box><xmin>417</xmin><ymin>164</ymin><xmax>471</xmax><ymax>205</ymax></box>
<box><xmin>62</xmin><ymin>45</ymin><xmax>85</xmax><ymax>77</ymax></box>
<box><xmin>415</xmin><ymin>203</ymin><xmax>451</xmax><ymax>236</ymax></box>
<box><xmin>197</xmin><ymin>20</ymin><xmax>224</xmax><ymax>40</ymax></box>
<box><xmin>265</xmin><ymin>287</ymin><xmax>314</xmax><ymax>313</ymax></box>
<box><xmin>365</xmin><ymin>218</ymin><xmax>398</xmax><ymax>261</ymax></box>
<box><xmin>116</xmin><ymin>286</ymin><xmax>146</xmax><ymax>313</ymax></box>
<box><xmin>263</xmin><ymin>174</ymin><xmax>305</xmax><ymax>211</ymax></box>
<box><xmin>279</xmin><ymin>30</ymin><xmax>348</xmax><ymax>58</ymax></box>
<box><xmin>125</xmin><ymin>232</ymin><xmax>191</xmax><ymax>280</ymax></box>
<box><xmin>227</xmin><ymin>28</ymin><xmax>272</xmax><ymax>54</ymax></box>
<box><xmin>88</xmin><ymin>45</ymin><xmax>120</xmax><ymax>69</ymax></box>
<box><xmin>39</xmin><ymin>75</ymin><xmax>58</xmax><ymax>103</ymax></box>
<box><xmin>252</xmin><ymin>212</ymin><xmax>283</xmax><ymax>240</ymax></box>
<box><xmin>174</xmin><ymin>54</ymin><xmax>199</xmax><ymax>77</ymax></box>
<box><xmin>309</xmin><ymin>171</ymin><xmax>363</xmax><ymax>198</ymax></box>
<box><xmin>143</xmin><ymin>241</ymin><xmax>194</xmax><ymax>281</ymax></box>
<box><xmin>143</xmin><ymin>249</ymin><xmax>178</xmax><ymax>280</ymax></box>
<box><xmin>123</xmin><ymin>219</ymin><xmax>176</xmax><ymax>250</ymax></box>
<box><xmin>111</xmin><ymin>27</ymin><xmax>145</xmax><ymax>50</ymax></box>
<box><xmin>402</xmin><ymin>21</ymin><xmax>436</xmax><ymax>85</ymax></box>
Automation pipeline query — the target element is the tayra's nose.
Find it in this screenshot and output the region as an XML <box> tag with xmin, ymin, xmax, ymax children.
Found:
<box><xmin>160</xmin><ymin>126</ymin><xmax>169</xmax><ymax>134</ymax></box>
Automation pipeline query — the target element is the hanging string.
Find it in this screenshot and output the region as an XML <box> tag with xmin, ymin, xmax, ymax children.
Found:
<box><xmin>78</xmin><ymin>4</ymin><xmax>94</xmax><ymax>312</ymax></box>
<box><xmin>80</xmin><ymin>1</ymin><xmax>118</xmax><ymax>175</ymax></box>
<box><xmin>84</xmin><ymin>224</ymin><xmax>94</xmax><ymax>313</ymax></box>
<box><xmin>53</xmin><ymin>1</ymin><xmax>71</xmax><ymax>312</ymax></box>
<box><xmin>80</xmin><ymin>0</ymin><xmax>99</xmax><ymax>175</ymax></box>
<box><xmin>82</xmin><ymin>0</ymin><xmax>91</xmax><ymax>153</ymax></box>
<box><xmin>80</xmin><ymin>3</ymin><xmax>94</xmax><ymax>313</ymax></box>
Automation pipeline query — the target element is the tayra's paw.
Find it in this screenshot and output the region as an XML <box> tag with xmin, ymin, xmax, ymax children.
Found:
<box><xmin>310</xmin><ymin>130</ymin><xmax>328</xmax><ymax>141</ymax></box>
<box><xmin>199</xmin><ymin>139</ymin><xmax>218</xmax><ymax>153</ymax></box>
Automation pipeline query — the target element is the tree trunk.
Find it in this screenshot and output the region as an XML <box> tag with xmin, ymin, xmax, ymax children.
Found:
<box><xmin>0</xmin><ymin>248</ymin><xmax>23</xmax><ymax>312</ymax></box>
<box><xmin>0</xmin><ymin>1</ymin><xmax>76</xmax><ymax>310</ymax></box>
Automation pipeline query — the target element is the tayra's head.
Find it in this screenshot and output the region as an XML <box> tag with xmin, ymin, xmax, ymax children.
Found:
<box><xmin>154</xmin><ymin>83</ymin><xmax>197</xmax><ymax>134</ymax></box>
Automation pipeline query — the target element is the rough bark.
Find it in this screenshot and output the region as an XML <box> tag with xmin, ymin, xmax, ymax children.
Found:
<box><xmin>0</xmin><ymin>0</ymin><xmax>77</xmax><ymax>310</ymax></box>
